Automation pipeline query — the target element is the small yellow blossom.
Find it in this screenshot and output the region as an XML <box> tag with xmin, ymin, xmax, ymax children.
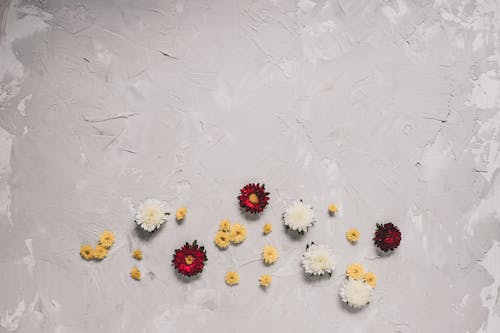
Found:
<box><xmin>99</xmin><ymin>230</ymin><xmax>115</xmax><ymax>249</ymax></box>
<box><xmin>263</xmin><ymin>223</ymin><xmax>272</xmax><ymax>235</ymax></box>
<box><xmin>94</xmin><ymin>245</ymin><xmax>108</xmax><ymax>260</ymax></box>
<box><xmin>346</xmin><ymin>228</ymin><xmax>360</xmax><ymax>243</ymax></box>
<box><xmin>328</xmin><ymin>203</ymin><xmax>338</xmax><ymax>214</ymax></box>
<box><xmin>80</xmin><ymin>245</ymin><xmax>94</xmax><ymax>260</ymax></box>
<box><xmin>130</xmin><ymin>267</ymin><xmax>141</xmax><ymax>280</ymax></box>
<box><xmin>229</xmin><ymin>224</ymin><xmax>247</xmax><ymax>244</ymax></box>
<box><xmin>364</xmin><ymin>272</ymin><xmax>377</xmax><ymax>287</ymax></box>
<box><xmin>214</xmin><ymin>231</ymin><xmax>231</xmax><ymax>249</ymax></box>
<box><xmin>175</xmin><ymin>207</ymin><xmax>187</xmax><ymax>221</ymax></box>
<box><xmin>225</xmin><ymin>271</ymin><xmax>239</xmax><ymax>286</ymax></box>
<box><xmin>262</xmin><ymin>245</ymin><xmax>279</xmax><ymax>264</ymax></box>
<box><xmin>346</xmin><ymin>263</ymin><xmax>365</xmax><ymax>280</ymax></box>
<box><xmin>133</xmin><ymin>249</ymin><xmax>143</xmax><ymax>260</ymax></box>
<box><xmin>219</xmin><ymin>219</ymin><xmax>231</xmax><ymax>232</ymax></box>
<box><xmin>259</xmin><ymin>274</ymin><xmax>272</xmax><ymax>287</ymax></box>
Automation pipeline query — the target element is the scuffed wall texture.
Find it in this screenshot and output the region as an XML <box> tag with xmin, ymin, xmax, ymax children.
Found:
<box><xmin>1</xmin><ymin>0</ymin><xmax>500</xmax><ymax>332</ymax></box>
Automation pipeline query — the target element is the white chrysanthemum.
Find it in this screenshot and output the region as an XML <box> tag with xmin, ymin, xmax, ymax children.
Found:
<box><xmin>301</xmin><ymin>243</ymin><xmax>335</xmax><ymax>276</ymax></box>
<box><xmin>135</xmin><ymin>199</ymin><xmax>168</xmax><ymax>232</ymax></box>
<box><xmin>283</xmin><ymin>200</ymin><xmax>315</xmax><ymax>233</ymax></box>
<box><xmin>339</xmin><ymin>278</ymin><xmax>373</xmax><ymax>309</ymax></box>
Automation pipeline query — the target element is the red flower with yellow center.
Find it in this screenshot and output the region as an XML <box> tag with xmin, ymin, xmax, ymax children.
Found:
<box><xmin>172</xmin><ymin>240</ymin><xmax>207</xmax><ymax>277</ymax></box>
<box><xmin>373</xmin><ymin>223</ymin><xmax>402</xmax><ymax>252</ymax></box>
<box><xmin>238</xmin><ymin>183</ymin><xmax>270</xmax><ymax>214</ymax></box>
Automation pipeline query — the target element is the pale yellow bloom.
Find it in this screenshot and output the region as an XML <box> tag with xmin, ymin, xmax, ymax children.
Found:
<box><xmin>259</xmin><ymin>274</ymin><xmax>272</xmax><ymax>287</ymax></box>
<box><xmin>225</xmin><ymin>271</ymin><xmax>239</xmax><ymax>286</ymax></box>
<box><xmin>262</xmin><ymin>245</ymin><xmax>279</xmax><ymax>264</ymax></box>
<box><xmin>214</xmin><ymin>231</ymin><xmax>231</xmax><ymax>249</ymax></box>
<box><xmin>263</xmin><ymin>223</ymin><xmax>272</xmax><ymax>235</ymax></box>
<box><xmin>346</xmin><ymin>228</ymin><xmax>360</xmax><ymax>243</ymax></box>
<box><xmin>219</xmin><ymin>219</ymin><xmax>231</xmax><ymax>232</ymax></box>
<box><xmin>328</xmin><ymin>203</ymin><xmax>338</xmax><ymax>214</ymax></box>
<box><xmin>99</xmin><ymin>230</ymin><xmax>115</xmax><ymax>249</ymax></box>
<box><xmin>229</xmin><ymin>224</ymin><xmax>247</xmax><ymax>244</ymax></box>
<box><xmin>94</xmin><ymin>245</ymin><xmax>108</xmax><ymax>260</ymax></box>
<box><xmin>364</xmin><ymin>272</ymin><xmax>377</xmax><ymax>287</ymax></box>
<box><xmin>130</xmin><ymin>267</ymin><xmax>141</xmax><ymax>280</ymax></box>
<box><xmin>80</xmin><ymin>245</ymin><xmax>94</xmax><ymax>260</ymax></box>
<box><xmin>346</xmin><ymin>263</ymin><xmax>365</xmax><ymax>280</ymax></box>
<box><xmin>175</xmin><ymin>207</ymin><xmax>187</xmax><ymax>221</ymax></box>
<box><xmin>133</xmin><ymin>249</ymin><xmax>143</xmax><ymax>260</ymax></box>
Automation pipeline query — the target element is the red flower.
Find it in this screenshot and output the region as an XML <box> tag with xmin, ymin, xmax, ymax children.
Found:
<box><xmin>172</xmin><ymin>240</ymin><xmax>207</xmax><ymax>277</ymax></box>
<box><xmin>373</xmin><ymin>223</ymin><xmax>401</xmax><ymax>252</ymax></box>
<box><xmin>238</xmin><ymin>183</ymin><xmax>270</xmax><ymax>214</ymax></box>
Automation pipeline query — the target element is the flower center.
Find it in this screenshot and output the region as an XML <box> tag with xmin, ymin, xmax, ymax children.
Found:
<box><xmin>248</xmin><ymin>193</ymin><xmax>260</xmax><ymax>204</ymax></box>
<box><xmin>185</xmin><ymin>255</ymin><xmax>195</xmax><ymax>265</ymax></box>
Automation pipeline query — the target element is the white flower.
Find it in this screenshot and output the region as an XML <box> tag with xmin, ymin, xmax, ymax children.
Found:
<box><xmin>301</xmin><ymin>243</ymin><xmax>335</xmax><ymax>276</ymax></box>
<box><xmin>135</xmin><ymin>199</ymin><xmax>168</xmax><ymax>232</ymax></box>
<box><xmin>283</xmin><ymin>200</ymin><xmax>315</xmax><ymax>234</ymax></box>
<box><xmin>339</xmin><ymin>278</ymin><xmax>373</xmax><ymax>309</ymax></box>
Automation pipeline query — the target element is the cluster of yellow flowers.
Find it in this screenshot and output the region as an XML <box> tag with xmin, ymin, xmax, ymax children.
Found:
<box><xmin>79</xmin><ymin>230</ymin><xmax>115</xmax><ymax>261</ymax></box>
<box><xmin>224</xmin><ymin>271</ymin><xmax>273</xmax><ymax>288</ymax></box>
<box><xmin>346</xmin><ymin>262</ymin><xmax>377</xmax><ymax>287</ymax></box>
<box><xmin>214</xmin><ymin>219</ymin><xmax>247</xmax><ymax>249</ymax></box>
<box><xmin>130</xmin><ymin>249</ymin><xmax>143</xmax><ymax>280</ymax></box>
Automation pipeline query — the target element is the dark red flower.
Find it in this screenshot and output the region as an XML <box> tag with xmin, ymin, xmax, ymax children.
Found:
<box><xmin>238</xmin><ymin>183</ymin><xmax>270</xmax><ymax>214</ymax></box>
<box><xmin>373</xmin><ymin>223</ymin><xmax>401</xmax><ymax>252</ymax></box>
<box><xmin>172</xmin><ymin>240</ymin><xmax>207</xmax><ymax>277</ymax></box>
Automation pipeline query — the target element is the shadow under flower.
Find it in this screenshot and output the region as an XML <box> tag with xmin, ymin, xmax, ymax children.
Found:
<box><xmin>134</xmin><ymin>224</ymin><xmax>163</xmax><ymax>241</ymax></box>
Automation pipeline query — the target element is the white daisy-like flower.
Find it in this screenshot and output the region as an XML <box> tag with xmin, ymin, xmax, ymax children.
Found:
<box><xmin>301</xmin><ymin>242</ymin><xmax>336</xmax><ymax>276</ymax></box>
<box><xmin>339</xmin><ymin>278</ymin><xmax>373</xmax><ymax>309</ymax></box>
<box><xmin>283</xmin><ymin>200</ymin><xmax>315</xmax><ymax>234</ymax></box>
<box><xmin>135</xmin><ymin>199</ymin><xmax>169</xmax><ymax>232</ymax></box>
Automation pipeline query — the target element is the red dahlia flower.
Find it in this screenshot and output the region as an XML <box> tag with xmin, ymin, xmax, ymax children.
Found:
<box><xmin>238</xmin><ymin>183</ymin><xmax>270</xmax><ymax>214</ymax></box>
<box><xmin>172</xmin><ymin>240</ymin><xmax>207</xmax><ymax>277</ymax></box>
<box><xmin>373</xmin><ymin>223</ymin><xmax>401</xmax><ymax>252</ymax></box>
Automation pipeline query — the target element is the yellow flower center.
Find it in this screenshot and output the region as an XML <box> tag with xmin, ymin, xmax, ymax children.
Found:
<box><xmin>248</xmin><ymin>193</ymin><xmax>259</xmax><ymax>204</ymax></box>
<box><xmin>185</xmin><ymin>255</ymin><xmax>194</xmax><ymax>265</ymax></box>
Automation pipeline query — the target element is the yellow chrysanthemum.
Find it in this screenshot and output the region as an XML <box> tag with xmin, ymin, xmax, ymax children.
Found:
<box><xmin>328</xmin><ymin>203</ymin><xmax>338</xmax><ymax>214</ymax></box>
<box><xmin>364</xmin><ymin>272</ymin><xmax>377</xmax><ymax>287</ymax></box>
<box><xmin>225</xmin><ymin>271</ymin><xmax>239</xmax><ymax>286</ymax></box>
<box><xmin>346</xmin><ymin>263</ymin><xmax>365</xmax><ymax>280</ymax></box>
<box><xmin>130</xmin><ymin>267</ymin><xmax>141</xmax><ymax>280</ymax></box>
<box><xmin>175</xmin><ymin>207</ymin><xmax>187</xmax><ymax>221</ymax></box>
<box><xmin>259</xmin><ymin>274</ymin><xmax>272</xmax><ymax>287</ymax></box>
<box><xmin>229</xmin><ymin>224</ymin><xmax>247</xmax><ymax>244</ymax></box>
<box><xmin>262</xmin><ymin>245</ymin><xmax>279</xmax><ymax>264</ymax></box>
<box><xmin>80</xmin><ymin>245</ymin><xmax>94</xmax><ymax>260</ymax></box>
<box><xmin>214</xmin><ymin>231</ymin><xmax>231</xmax><ymax>249</ymax></box>
<box><xmin>346</xmin><ymin>228</ymin><xmax>360</xmax><ymax>243</ymax></box>
<box><xmin>263</xmin><ymin>223</ymin><xmax>272</xmax><ymax>235</ymax></box>
<box><xmin>99</xmin><ymin>230</ymin><xmax>115</xmax><ymax>249</ymax></box>
<box><xmin>133</xmin><ymin>249</ymin><xmax>143</xmax><ymax>260</ymax></box>
<box><xmin>94</xmin><ymin>245</ymin><xmax>108</xmax><ymax>260</ymax></box>
<box><xmin>219</xmin><ymin>219</ymin><xmax>231</xmax><ymax>232</ymax></box>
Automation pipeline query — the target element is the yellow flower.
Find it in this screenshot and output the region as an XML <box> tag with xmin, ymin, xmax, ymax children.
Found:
<box><xmin>225</xmin><ymin>271</ymin><xmax>239</xmax><ymax>286</ymax></box>
<box><xmin>346</xmin><ymin>263</ymin><xmax>365</xmax><ymax>280</ymax></box>
<box><xmin>263</xmin><ymin>223</ymin><xmax>272</xmax><ymax>235</ymax></box>
<box><xmin>80</xmin><ymin>245</ymin><xmax>94</xmax><ymax>260</ymax></box>
<box><xmin>259</xmin><ymin>274</ymin><xmax>272</xmax><ymax>287</ymax></box>
<box><xmin>214</xmin><ymin>231</ymin><xmax>231</xmax><ymax>249</ymax></box>
<box><xmin>346</xmin><ymin>228</ymin><xmax>360</xmax><ymax>243</ymax></box>
<box><xmin>229</xmin><ymin>224</ymin><xmax>247</xmax><ymax>244</ymax></box>
<box><xmin>219</xmin><ymin>219</ymin><xmax>231</xmax><ymax>232</ymax></box>
<box><xmin>94</xmin><ymin>245</ymin><xmax>108</xmax><ymax>260</ymax></box>
<box><xmin>328</xmin><ymin>203</ymin><xmax>338</xmax><ymax>214</ymax></box>
<box><xmin>364</xmin><ymin>272</ymin><xmax>377</xmax><ymax>287</ymax></box>
<box><xmin>133</xmin><ymin>249</ymin><xmax>143</xmax><ymax>260</ymax></box>
<box><xmin>175</xmin><ymin>207</ymin><xmax>187</xmax><ymax>221</ymax></box>
<box><xmin>262</xmin><ymin>245</ymin><xmax>279</xmax><ymax>264</ymax></box>
<box><xmin>99</xmin><ymin>230</ymin><xmax>115</xmax><ymax>249</ymax></box>
<box><xmin>130</xmin><ymin>267</ymin><xmax>141</xmax><ymax>280</ymax></box>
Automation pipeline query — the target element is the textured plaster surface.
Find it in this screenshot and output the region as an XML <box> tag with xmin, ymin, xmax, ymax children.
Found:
<box><xmin>1</xmin><ymin>0</ymin><xmax>500</xmax><ymax>332</ymax></box>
